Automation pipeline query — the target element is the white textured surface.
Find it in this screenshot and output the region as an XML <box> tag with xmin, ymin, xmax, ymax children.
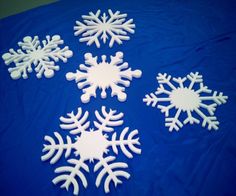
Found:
<box><xmin>2</xmin><ymin>35</ymin><xmax>73</xmax><ymax>79</ymax></box>
<box><xmin>143</xmin><ymin>72</ymin><xmax>228</xmax><ymax>131</ymax></box>
<box><xmin>74</xmin><ymin>9</ymin><xmax>135</xmax><ymax>48</ymax></box>
<box><xmin>66</xmin><ymin>52</ymin><xmax>142</xmax><ymax>103</ymax></box>
<box><xmin>41</xmin><ymin>106</ymin><xmax>141</xmax><ymax>195</ymax></box>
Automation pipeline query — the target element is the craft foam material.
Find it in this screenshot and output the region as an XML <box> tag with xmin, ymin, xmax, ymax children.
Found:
<box><xmin>143</xmin><ymin>72</ymin><xmax>228</xmax><ymax>131</ymax></box>
<box><xmin>41</xmin><ymin>106</ymin><xmax>141</xmax><ymax>195</ymax></box>
<box><xmin>74</xmin><ymin>9</ymin><xmax>135</xmax><ymax>48</ymax></box>
<box><xmin>66</xmin><ymin>52</ymin><xmax>142</xmax><ymax>103</ymax></box>
<box><xmin>2</xmin><ymin>35</ymin><xmax>73</xmax><ymax>79</ymax></box>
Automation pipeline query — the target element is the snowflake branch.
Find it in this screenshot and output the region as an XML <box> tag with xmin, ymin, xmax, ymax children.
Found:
<box><xmin>156</xmin><ymin>73</ymin><xmax>176</xmax><ymax>90</ymax></box>
<box><xmin>109</xmin><ymin>127</ymin><xmax>141</xmax><ymax>158</ymax></box>
<box><xmin>143</xmin><ymin>93</ymin><xmax>171</xmax><ymax>108</ymax></box>
<box><xmin>60</xmin><ymin>107</ymin><xmax>90</xmax><ymax>135</ymax></box>
<box><xmin>200</xmin><ymin>91</ymin><xmax>228</xmax><ymax>105</ymax></box>
<box><xmin>199</xmin><ymin>103</ymin><xmax>217</xmax><ymax>115</ymax></box>
<box><xmin>94</xmin><ymin>106</ymin><xmax>123</xmax><ymax>133</ymax></box>
<box><xmin>195</xmin><ymin>83</ymin><xmax>212</xmax><ymax>94</ymax></box>
<box><xmin>53</xmin><ymin>159</ymin><xmax>89</xmax><ymax>195</ymax></box>
<box><xmin>183</xmin><ymin>110</ymin><xmax>200</xmax><ymax>125</ymax></box>
<box><xmin>48</xmin><ymin>46</ymin><xmax>73</xmax><ymax>63</ymax></box>
<box><xmin>41</xmin><ymin>132</ymin><xmax>74</xmax><ymax>164</ymax></box>
<box><xmin>187</xmin><ymin>72</ymin><xmax>203</xmax><ymax>89</ymax></box>
<box><xmin>165</xmin><ymin>108</ymin><xmax>183</xmax><ymax>131</ymax></box>
<box><xmin>157</xmin><ymin>104</ymin><xmax>174</xmax><ymax>117</ymax></box>
<box><xmin>172</xmin><ymin>77</ymin><xmax>187</xmax><ymax>88</ymax></box>
<box><xmin>94</xmin><ymin>156</ymin><xmax>130</xmax><ymax>193</ymax></box>
<box><xmin>35</xmin><ymin>59</ymin><xmax>59</xmax><ymax>78</ymax></box>
<box><xmin>42</xmin><ymin>35</ymin><xmax>64</xmax><ymax>51</ymax></box>
<box><xmin>194</xmin><ymin>108</ymin><xmax>219</xmax><ymax>130</ymax></box>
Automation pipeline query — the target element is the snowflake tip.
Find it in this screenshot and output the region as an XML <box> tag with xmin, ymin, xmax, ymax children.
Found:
<box><xmin>133</xmin><ymin>70</ymin><xmax>142</xmax><ymax>78</ymax></box>
<box><xmin>23</xmin><ymin>36</ymin><xmax>32</xmax><ymax>42</ymax></box>
<box><xmin>9</xmin><ymin>69</ymin><xmax>23</xmax><ymax>80</ymax></box>
<box><xmin>2</xmin><ymin>53</ymin><xmax>11</xmax><ymax>61</ymax></box>
<box><xmin>64</xmin><ymin>50</ymin><xmax>73</xmax><ymax>58</ymax></box>
<box><xmin>52</xmin><ymin>35</ymin><xmax>61</xmax><ymax>41</ymax></box>
<box><xmin>65</xmin><ymin>72</ymin><xmax>75</xmax><ymax>81</ymax></box>
<box><xmin>84</xmin><ymin>53</ymin><xmax>92</xmax><ymax>59</ymax></box>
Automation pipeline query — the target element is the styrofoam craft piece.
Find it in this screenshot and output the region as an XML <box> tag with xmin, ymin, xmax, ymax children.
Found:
<box><xmin>2</xmin><ymin>35</ymin><xmax>73</xmax><ymax>79</ymax></box>
<box><xmin>143</xmin><ymin>72</ymin><xmax>228</xmax><ymax>131</ymax></box>
<box><xmin>41</xmin><ymin>106</ymin><xmax>141</xmax><ymax>195</ymax></box>
<box><xmin>66</xmin><ymin>52</ymin><xmax>142</xmax><ymax>103</ymax></box>
<box><xmin>74</xmin><ymin>9</ymin><xmax>135</xmax><ymax>48</ymax></box>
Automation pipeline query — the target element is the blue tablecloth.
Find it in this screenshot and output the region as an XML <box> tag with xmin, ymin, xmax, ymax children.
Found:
<box><xmin>0</xmin><ymin>0</ymin><xmax>236</xmax><ymax>195</ymax></box>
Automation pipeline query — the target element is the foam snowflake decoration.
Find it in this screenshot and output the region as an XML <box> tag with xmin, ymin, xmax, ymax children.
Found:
<box><xmin>143</xmin><ymin>72</ymin><xmax>228</xmax><ymax>131</ymax></box>
<box><xmin>74</xmin><ymin>9</ymin><xmax>135</xmax><ymax>48</ymax></box>
<box><xmin>2</xmin><ymin>35</ymin><xmax>73</xmax><ymax>79</ymax></box>
<box><xmin>66</xmin><ymin>51</ymin><xmax>142</xmax><ymax>103</ymax></box>
<box><xmin>41</xmin><ymin>106</ymin><xmax>141</xmax><ymax>195</ymax></box>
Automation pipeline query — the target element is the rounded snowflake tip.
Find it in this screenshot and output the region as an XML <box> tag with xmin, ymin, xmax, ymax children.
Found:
<box><xmin>74</xmin><ymin>9</ymin><xmax>135</xmax><ymax>48</ymax></box>
<box><xmin>1</xmin><ymin>35</ymin><xmax>73</xmax><ymax>80</ymax></box>
<box><xmin>66</xmin><ymin>52</ymin><xmax>142</xmax><ymax>103</ymax></box>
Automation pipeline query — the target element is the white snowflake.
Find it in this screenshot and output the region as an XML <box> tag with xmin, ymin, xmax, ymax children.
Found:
<box><xmin>2</xmin><ymin>35</ymin><xmax>73</xmax><ymax>79</ymax></box>
<box><xmin>41</xmin><ymin>106</ymin><xmax>141</xmax><ymax>195</ymax></box>
<box><xmin>66</xmin><ymin>51</ymin><xmax>142</xmax><ymax>103</ymax></box>
<box><xmin>74</xmin><ymin>9</ymin><xmax>135</xmax><ymax>48</ymax></box>
<box><xmin>143</xmin><ymin>72</ymin><xmax>228</xmax><ymax>131</ymax></box>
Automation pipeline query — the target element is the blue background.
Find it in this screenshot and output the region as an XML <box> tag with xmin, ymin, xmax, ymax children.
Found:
<box><xmin>0</xmin><ymin>0</ymin><xmax>236</xmax><ymax>195</ymax></box>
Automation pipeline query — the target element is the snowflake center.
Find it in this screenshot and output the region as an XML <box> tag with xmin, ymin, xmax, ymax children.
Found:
<box><xmin>99</xmin><ymin>23</ymin><xmax>112</xmax><ymax>31</ymax></box>
<box><xmin>87</xmin><ymin>62</ymin><xmax>120</xmax><ymax>88</ymax></box>
<box><xmin>75</xmin><ymin>130</ymin><xmax>109</xmax><ymax>161</ymax></box>
<box><xmin>170</xmin><ymin>88</ymin><xmax>200</xmax><ymax>111</ymax></box>
<box><xmin>30</xmin><ymin>49</ymin><xmax>45</xmax><ymax>60</ymax></box>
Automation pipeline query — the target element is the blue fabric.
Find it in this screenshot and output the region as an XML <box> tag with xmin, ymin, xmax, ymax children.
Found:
<box><xmin>0</xmin><ymin>0</ymin><xmax>236</xmax><ymax>195</ymax></box>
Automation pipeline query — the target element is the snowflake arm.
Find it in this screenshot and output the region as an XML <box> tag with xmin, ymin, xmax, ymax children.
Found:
<box><xmin>143</xmin><ymin>93</ymin><xmax>171</xmax><ymax>108</ymax></box>
<box><xmin>156</xmin><ymin>73</ymin><xmax>176</xmax><ymax>90</ymax></box>
<box><xmin>2</xmin><ymin>35</ymin><xmax>72</xmax><ymax>79</ymax></box>
<box><xmin>53</xmin><ymin>159</ymin><xmax>89</xmax><ymax>195</ymax></box>
<box><xmin>60</xmin><ymin>108</ymin><xmax>90</xmax><ymax>135</ymax></box>
<box><xmin>94</xmin><ymin>156</ymin><xmax>130</xmax><ymax>193</ymax></box>
<box><xmin>187</xmin><ymin>72</ymin><xmax>203</xmax><ymax>89</ymax></box>
<box><xmin>165</xmin><ymin>108</ymin><xmax>183</xmax><ymax>131</ymax></box>
<box><xmin>109</xmin><ymin>127</ymin><xmax>141</xmax><ymax>158</ymax></box>
<box><xmin>94</xmin><ymin>106</ymin><xmax>123</xmax><ymax>133</ymax></box>
<box><xmin>200</xmin><ymin>91</ymin><xmax>228</xmax><ymax>105</ymax></box>
<box><xmin>74</xmin><ymin>9</ymin><xmax>135</xmax><ymax>48</ymax></box>
<box><xmin>41</xmin><ymin>132</ymin><xmax>75</xmax><ymax>164</ymax></box>
<box><xmin>183</xmin><ymin>110</ymin><xmax>200</xmax><ymax>125</ymax></box>
<box><xmin>194</xmin><ymin>108</ymin><xmax>219</xmax><ymax>130</ymax></box>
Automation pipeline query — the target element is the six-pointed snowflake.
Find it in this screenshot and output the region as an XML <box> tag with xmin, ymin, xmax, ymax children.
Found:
<box><xmin>74</xmin><ymin>9</ymin><xmax>135</xmax><ymax>48</ymax></box>
<box><xmin>41</xmin><ymin>106</ymin><xmax>141</xmax><ymax>195</ymax></box>
<box><xmin>66</xmin><ymin>51</ymin><xmax>142</xmax><ymax>103</ymax></box>
<box><xmin>143</xmin><ymin>72</ymin><xmax>228</xmax><ymax>131</ymax></box>
<box><xmin>2</xmin><ymin>35</ymin><xmax>73</xmax><ymax>79</ymax></box>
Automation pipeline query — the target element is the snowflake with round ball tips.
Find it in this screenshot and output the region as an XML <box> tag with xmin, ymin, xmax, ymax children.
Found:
<box><xmin>66</xmin><ymin>51</ymin><xmax>142</xmax><ymax>103</ymax></box>
<box><xmin>41</xmin><ymin>106</ymin><xmax>141</xmax><ymax>195</ymax></box>
<box><xmin>74</xmin><ymin>9</ymin><xmax>135</xmax><ymax>48</ymax></box>
<box><xmin>143</xmin><ymin>72</ymin><xmax>228</xmax><ymax>131</ymax></box>
<box><xmin>2</xmin><ymin>35</ymin><xmax>73</xmax><ymax>79</ymax></box>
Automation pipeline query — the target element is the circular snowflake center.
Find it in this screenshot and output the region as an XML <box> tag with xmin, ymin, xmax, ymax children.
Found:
<box><xmin>88</xmin><ymin>62</ymin><xmax>120</xmax><ymax>88</ymax></box>
<box><xmin>30</xmin><ymin>49</ymin><xmax>45</xmax><ymax>60</ymax></box>
<box><xmin>170</xmin><ymin>88</ymin><xmax>200</xmax><ymax>111</ymax></box>
<box><xmin>75</xmin><ymin>130</ymin><xmax>109</xmax><ymax>161</ymax></box>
